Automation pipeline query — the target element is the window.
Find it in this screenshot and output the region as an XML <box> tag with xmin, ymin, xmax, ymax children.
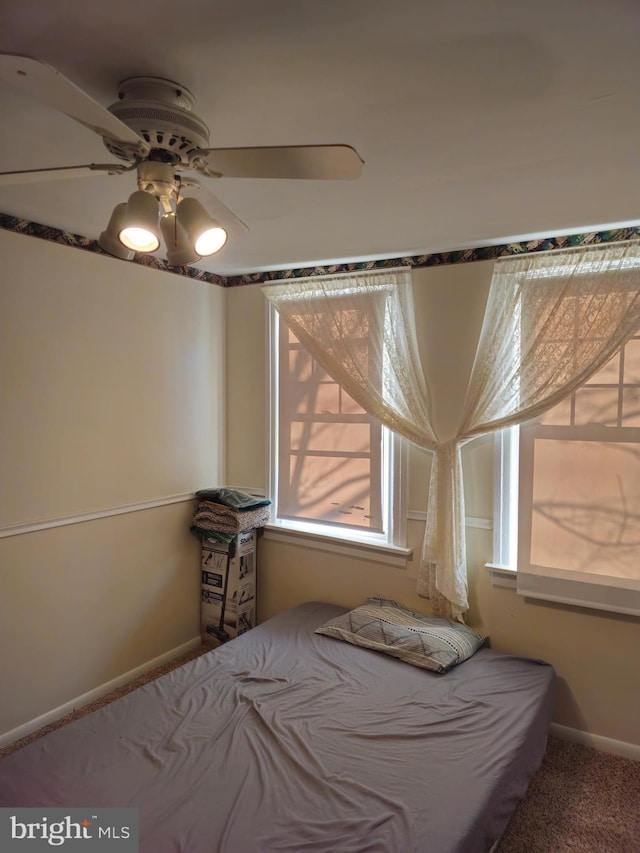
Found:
<box><xmin>493</xmin><ymin>334</ymin><xmax>640</xmax><ymax>615</ymax></box>
<box><xmin>267</xmin><ymin>305</ymin><xmax>408</xmax><ymax>559</ymax></box>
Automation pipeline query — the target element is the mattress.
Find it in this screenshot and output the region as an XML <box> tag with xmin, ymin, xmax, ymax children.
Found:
<box><xmin>0</xmin><ymin>601</ymin><xmax>555</xmax><ymax>852</ymax></box>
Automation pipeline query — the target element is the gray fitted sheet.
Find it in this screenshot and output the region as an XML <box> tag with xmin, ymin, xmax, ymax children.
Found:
<box><xmin>0</xmin><ymin>602</ymin><xmax>555</xmax><ymax>852</ymax></box>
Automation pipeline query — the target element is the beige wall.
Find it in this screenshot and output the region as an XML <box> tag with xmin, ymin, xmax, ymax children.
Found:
<box><xmin>0</xmin><ymin>503</ymin><xmax>200</xmax><ymax>733</ymax></box>
<box><xmin>225</xmin><ymin>283</ymin><xmax>267</xmax><ymax>491</ymax></box>
<box><xmin>0</xmin><ymin>231</ymin><xmax>224</xmax><ymax>736</ymax></box>
<box><xmin>225</xmin><ymin>266</ymin><xmax>640</xmax><ymax>747</ymax></box>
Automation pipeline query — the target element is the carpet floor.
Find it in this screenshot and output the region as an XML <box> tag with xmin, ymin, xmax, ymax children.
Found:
<box><xmin>497</xmin><ymin>735</ymin><xmax>640</xmax><ymax>852</ymax></box>
<box><xmin>2</xmin><ymin>644</ymin><xmax>639</xmax><ymax>851</ymax></box>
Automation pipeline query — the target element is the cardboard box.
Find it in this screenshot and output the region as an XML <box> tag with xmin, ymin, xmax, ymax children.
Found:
<box><xmin>200</xmin><ymin>530</ymin><xmax>256</xmax><ymax>642</ymax></box>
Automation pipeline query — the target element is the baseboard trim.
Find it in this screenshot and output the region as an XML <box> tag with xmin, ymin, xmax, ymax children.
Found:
<box><xmin>0</xmin><ymin>636</ymin><xmax>202</xmax><ymax>749</ymax></box>
<box><xmin>550</xmin><ymin>722</ymin><xmax>640</xmax><ymax>761</ymax></box>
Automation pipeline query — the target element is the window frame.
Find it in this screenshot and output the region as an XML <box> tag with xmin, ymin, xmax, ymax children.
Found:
<box><xmin>491</xmin><ymin>334</ymin><xmax>640</xmax><ymax>616</ymax></box>
<box><xmin>266</xmin><ymin>302</ymin><xmax>410</xmax><ymax>563</ymax></box>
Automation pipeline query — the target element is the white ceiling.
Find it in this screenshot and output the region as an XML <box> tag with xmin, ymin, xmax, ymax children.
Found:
<box><xmin>1</xmin><ymin>0</ymin><xmax>639</xmax><ymax>276</ymax></box>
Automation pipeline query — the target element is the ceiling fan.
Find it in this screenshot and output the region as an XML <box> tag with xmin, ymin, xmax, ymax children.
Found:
<box><xmin>0</xmin><ymin>53</ymin><xmax>364</xmax><ymax>265</ymax></box>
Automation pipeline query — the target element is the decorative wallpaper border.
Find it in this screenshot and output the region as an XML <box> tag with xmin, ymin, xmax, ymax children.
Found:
<box><xmin>226</xmin><ymin>226</ymin><xmax>640</xmax><ymax>287</ymax></box>
<box><xmin>0</xmin><ymin>212</ymin><xmax>227</xmax><ymax>287</ymax></box>
<box><xmin>2</xmin><ymin>210</ymin><xmax>640</xmax><ymax>287</ymax></box>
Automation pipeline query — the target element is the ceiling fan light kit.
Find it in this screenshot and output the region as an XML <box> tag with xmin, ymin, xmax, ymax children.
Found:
<box><xmin>98</xmin><ymin>158</ymin><xmax>228</xmax><ymax>264</ymax></box>
<box><xmin>160</xmin><ymin>212</ymin><xmax>201</xmax><ymax>267</ymax></box>
<box><xmin>0</xmin><ymin>53</ymin><xmax>364</xmax><ymax>268</ymax></box>
<box><xmin>98</xmin><ymin>203</ymin><xmax>134</xmax><ymax>261</ymax></box>
<box><xmin>117</xmin><ymin>190</ymin><xmax>161</xmax><ymax>252</ymax></box>
<box><xmin>176</xmin><ymin>197</ymin><xmax>227</xmax><ymax>256</ymax></box>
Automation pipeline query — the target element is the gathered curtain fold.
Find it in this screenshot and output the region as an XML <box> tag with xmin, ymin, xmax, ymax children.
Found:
<box><xmin>424</xmin><ymin>240</ymin><xmax>640</xmax><ymax>617</ymax></box>
<box><xmin>263</xmin><ymin>242</ymin><xmax>640</xmax><ymax>620</ymax></box>
<box><xmin>262</xmin><ymin>270</ymin><xmax>437</xmax><ymax>449</ymax></box>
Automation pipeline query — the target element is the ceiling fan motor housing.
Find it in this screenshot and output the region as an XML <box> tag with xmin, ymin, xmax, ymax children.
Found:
<box><xmin>104</xmin><ymin>76</ymin><xmax>210</xmax><ymax>165</ymax></box>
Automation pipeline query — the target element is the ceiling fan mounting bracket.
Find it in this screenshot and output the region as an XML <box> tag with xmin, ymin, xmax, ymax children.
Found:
<box><xmin>116</xmin><ymin>76</ymin><xmax>197</xmax><ymax>110</ymax></box>
<box><xmin>104</xmin><ymin>76</ymin><xmax>210</xmax><ymax>167</ymax></box>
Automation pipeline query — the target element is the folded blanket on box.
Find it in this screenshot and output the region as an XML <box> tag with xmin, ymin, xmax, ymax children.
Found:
<box><xmin>195</xmin><ymin>488</ymin><xmax>271</xmax><ymax>511</ymax></box>
<box><xmin>192</xmin><ymin>501</ymin><xmax>270</xmax><ymax>535</ymax></box>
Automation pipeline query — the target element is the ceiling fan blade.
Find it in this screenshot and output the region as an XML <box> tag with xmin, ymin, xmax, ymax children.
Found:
<box><xmin>0</xmin><ymin>53</ymin><xmax>148</xmax><ymax>152</ymax></box>
<box><xmin>0</xmin><ymin>163</ymin><xmax>132</xmax><ymax>187</ymax></box>
<box><xmin>194</xmin><ymin>144</ymin><xmax>364</xmax><ymax>180</ymax></box>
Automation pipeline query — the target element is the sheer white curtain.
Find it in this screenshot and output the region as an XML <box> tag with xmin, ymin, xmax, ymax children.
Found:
<box><xmin>264</xmin><ymin>243</ymin><xmax>640</xmax><ymax>620</ymax></box>
<box><xmin>425</xmin><ymin>240</ymin><xmax>640</xmax><ymax>617</ymax></box>
<box><xmin>262</xmin><ymin>270</ymin><xmax>437</xmax><ymax>449</ymax></box>
<box><xmin>263</xmin><ymin>270</ymin><xmax>451</xmax><ymax>607</ymax></box>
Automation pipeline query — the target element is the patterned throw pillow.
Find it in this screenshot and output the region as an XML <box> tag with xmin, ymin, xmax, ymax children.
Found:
<box><xmin>315</xmin><ymin>596</ymin><xmax>487</xmax><ymax>673</ymax></box>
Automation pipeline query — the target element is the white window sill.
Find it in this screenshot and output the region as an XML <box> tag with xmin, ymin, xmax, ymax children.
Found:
<box><xmin>484</xmin><ymin>563</ymin><xmax>640</xmax><ymax>617</ymax></box>
<box><xmin>263</xmin><ymin>523</ymin><xmax>412</xmax><ymax>568</ymax></box>
<box><xmin>485</xmin><ymin>563</ymin><xmax>517</xmax><ymax>589</ymax></box>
